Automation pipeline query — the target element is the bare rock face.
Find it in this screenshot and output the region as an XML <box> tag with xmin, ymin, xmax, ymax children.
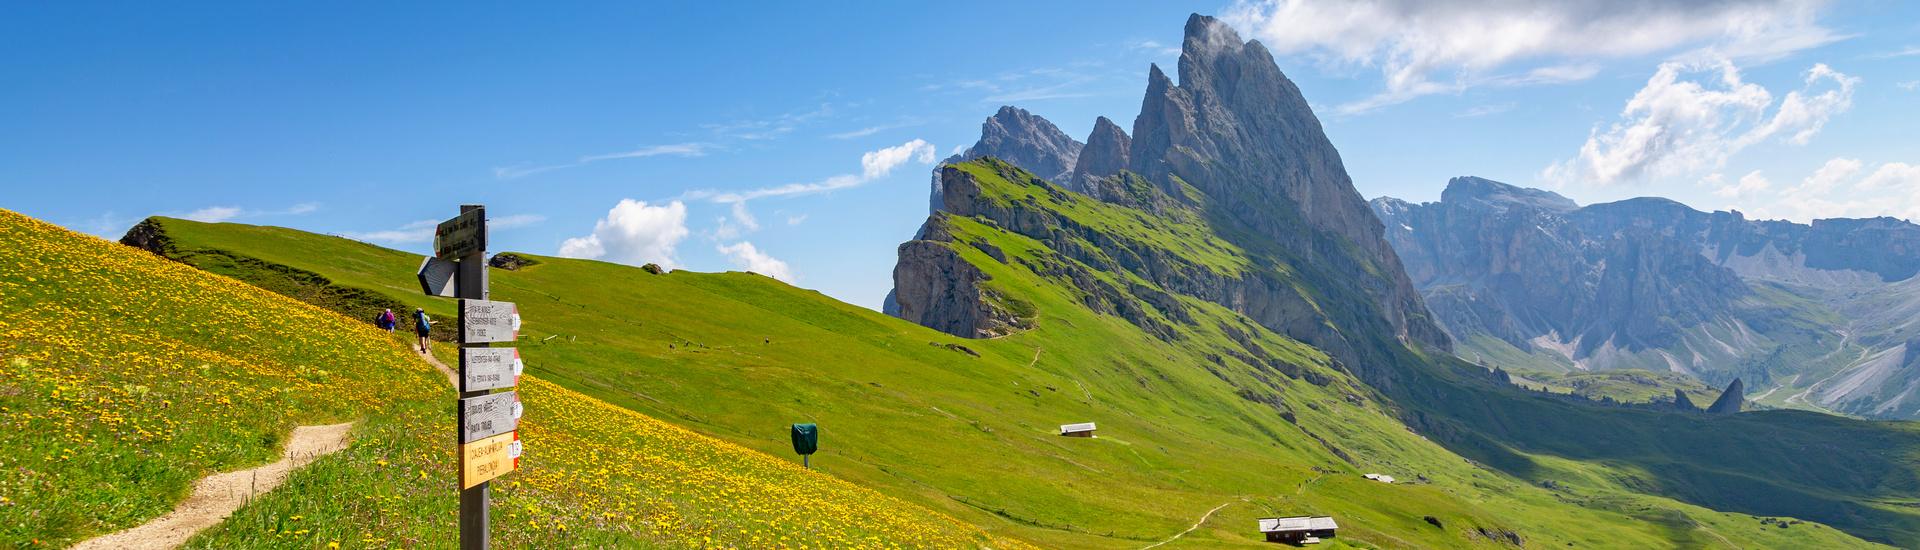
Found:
<box><xmin>930</xmin><ymin>106</ymin><xmax>1083</xmax><ymax>213</ymax></box>
<box><xmin>120</xmin><ymin>218</ymin><xmax>176</xmax><ymax>257</ymax></box>
<box><xmin>1674</xmin><ymin>389</ymin><xmax>1700</xmax><ymax>412</ymax></box>
<box><xmin>1125</xmin><ymin>14</ymin><xmax>1450</xmax><ymax>353</ymax></box>
<box><xmin>1707</xmin><ymin>378</ymin><xmax>1745</xmax><ymax>414</ymax></box>
<box><xmin>1069</xmin><ymin>116</ymin><xmax>1132</xmax><ymax>199</ymax></box>
<box><xmin>889</xmin><ymin>213</ymin><xmax>1026</xmax><ymax>339</ymax></box>
<box><xmin>1373</xmin><ymin>177</ymin><xmax>1751</xmax><ymax>357</ymax></box>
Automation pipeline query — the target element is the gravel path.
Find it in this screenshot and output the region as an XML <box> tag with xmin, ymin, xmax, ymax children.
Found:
<box><xmin>72</xmin><ymin>421</ymin><xmax>357</xmax><ymax>550</ymax></box>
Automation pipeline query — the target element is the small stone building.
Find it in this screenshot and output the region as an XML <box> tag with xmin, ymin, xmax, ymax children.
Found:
<box><xmin>1259</xmin><ymin>516</ymin><xmax>1337</xmax><ymax>545</ymax></box>
<box><xmin>1059</xmin><ymin>422</ymin><xmax>1096</xmax><ymax>437</ymax></box>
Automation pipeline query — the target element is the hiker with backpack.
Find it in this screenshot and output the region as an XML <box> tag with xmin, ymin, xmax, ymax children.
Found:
<box><xmin>413</xmin><ymin>307</ymin><xmax>433</xmax><ymax>353</ymax></box>
<box><xmin>375</xmin><ymin>308</ymin><xmax>397</xmax><ymax>332</ymax></box>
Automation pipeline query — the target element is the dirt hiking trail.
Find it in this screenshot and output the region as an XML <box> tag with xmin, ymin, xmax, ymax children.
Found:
<box><xmin>72</xmin><ymin>422</ymin><xmax>356</xmax><ymax>550</ymax></box>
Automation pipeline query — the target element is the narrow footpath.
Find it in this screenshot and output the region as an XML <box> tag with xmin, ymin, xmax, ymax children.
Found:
<box><xmin>1140</xmin><ymin>500</ymin><xmax>1236</xmax><ymax>549</ymax></box>
<box><xmin>72</xmin><ymin>422</ymin><xmax>357</xmax><ymax>550</ymax></box>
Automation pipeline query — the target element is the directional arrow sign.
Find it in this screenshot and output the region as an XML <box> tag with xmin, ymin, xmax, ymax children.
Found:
<box><xmin>417</xmin><ymin>256</ymin><xmax>458</xmax><ymax>297</ymax></box>
<box><xmin>460</xmin><ymin>391</ymin><xmax>519</xmax><ymax>443</ymax></box>
<box><xmin>461</xmin><ymin>430</ymin><xmax>519</xmax><ymax>489</ymax></box>
<box><xmin>460</xmin><ymin>348</ymin><xmax>524</xmax><ymax>392</ymax></box>
<box><xmin>434</xmin><ymin>208</ymin><xmax>486</xmax><ymax>260</ymax></box>
<box><xmin>460</xmin><ymin>299</ymin><xmax>520</xmax><ymax>343</ymax></box>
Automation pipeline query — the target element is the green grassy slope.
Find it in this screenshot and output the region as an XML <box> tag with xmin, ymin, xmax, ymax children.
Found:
<box><xmin>140</xmin><ymin>188</ymin><xmax>1914</xmax><ymax>549</ymax></box>
<box><xmin>938</xmin><ymin>160</ymin><xmax>1920</xmax><ymax>546</ymax></box>
<box><xmin>1507</xmin><ymin>368</ymin><xmax>1721</xmax><ymax>406</ymax></box>
<box><xmin>0</xmin><ymin>209</ymin><xmax>1021</xmax><ymax>549</ymax></box>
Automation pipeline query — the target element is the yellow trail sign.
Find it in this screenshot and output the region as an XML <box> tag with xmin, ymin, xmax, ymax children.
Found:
<box><xmin>461</xmin><ymin>430</ymin><xmax>520</xmax><ymax>489</ymax></box>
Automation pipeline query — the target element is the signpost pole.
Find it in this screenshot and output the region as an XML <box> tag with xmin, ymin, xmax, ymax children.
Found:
<box><xmin>455</xmin><ymin>204</ymin><xmax>489</xmax><ymax>550</ymax></box>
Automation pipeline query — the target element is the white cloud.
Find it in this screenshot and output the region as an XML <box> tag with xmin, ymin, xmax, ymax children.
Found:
<box><xmin>1796</xmin><ymin>157</ymin><xmax>1861</xmax><ymax>195</ymax></box>
<box><xmin>578</xmin><ymin>143</ymin><xmax>709</xmax><ymax>163</ymax></box>
<box><xmin>1859</xmin><ymin>163</ymin><xmax>1920</xmax><ymax>192</ymax></box>
<box><xmin>1130</xmin><ymin>39</ymin><xmax>1182</xmax><ymax>57</ymax></box>
<box><xmin>73</xmin><ymin>211</ymin><xmax>138</xmax><ymax>238</ymax></box>
<box><xmin>490</xmin><ymin>214</ymin><xmax>547</xmax><ymax>229</ymax></box>
<box><xmin>1876</xmin><ymin>46</ymin><xmax>1920</xmax><ymax>59</ymax></box>
<box><xmin>557</xmin><ymin>200</ymin><xmax>689</xmax><ymax>269</ymax></box>
<box><xmin>696</xmin><ymin>174</ymin><xmax>866</xmax><ymax>204</ymax></box>
<box><xmin>343</xmin><ymin>219</ymin><xmax>438</xmax><ymax>244</ymax></box>
<box><xmin>184</xmin><ymin>206</ymin><xmax>243</xmax><ymax>223</ymax></box>
<box><xmin>729</xmin><ymin>202</ymin><xmax>759</xmax><ymax>231</ymax></box>
<box><xmin>786</xmin><ymin>214</ymin><xmax>808</xmax><ymax>226</ymax></box>
<box><xmin>1900</xmin><ymin>81</ymin><xmax>1920</xmax><ymax>92</ymax></box>
<box><xmin>690</xmin><ymin>139</ymin><xmax>938</xmax><ymax>205</ymax></box>
<box><xmin>1544</xmin><ymin>59</ymin><xmax>1856</xmax><ymax>186</ymax></box>
<box><xmin>181</xmin><ymin>202</ymin><xmax>322</xmax><ymax>223</ymax></box>
<box><xmin>713</xmin><ymin>201</ymin><xmax>761</xmax><ymax>240</ymax></box>
<box><xmin>828</xmin><ymin>126</ymin><xmax>887</xmax><ymax>140</ymax></box>
<box><xmin>1454</xmin><ymin>103</ymin><xmax>1515</xmax><ymax>118</ymax></box>
<box><xmin>1743</xmin><ymin>63</ymin><xmax>1858</xmax><ymax>145</ymax></box>
<box><xmin>495</xmin><ymin>142</ymin><xmax>708</xmax><ymax>180</ymax></box>
<box><xmin>342</xmin><ymin>212</ymin><xmax>543</xmax><ymax>245</ymax></box>
<box><xmin>717</xmin><ymin>241</ymin><xmax>794</xmax><ymax>282</ymax></box>
<box><xmin>1713</xmin><ymin>170</ymin><xmax>1772</xmax><ymax>198</ymax></box>
<box><xmin>703</xmin><ymin>104</ymin><xmax>834</xmax><ymax>141</ymax></box>
<box><xmin>861</xmin><ymin>139</ymin><xmax>936</xmax><ymax>180</ymax></box>
<box><xmin>1740</xmin><ymin>159</ymin><xmax>1920</xmax><ymax>223</ymax></box>
<box><xmin>923</xmin><ymin>68</ymin><xmax>1101</xmax><ymax>103</ymax></box>
<box><xmin>1222</xmin><ymin>0</ymin><xmax>1843</xmax><ymax>113</ymax></box>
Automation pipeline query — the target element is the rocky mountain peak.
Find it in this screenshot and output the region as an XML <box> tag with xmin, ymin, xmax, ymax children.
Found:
<box><xmin>1127</xmin><ymin>13</ymin><xmax>1449</xmax><ymax>354</ymax></box>
<box><xmin>1069</xmin><ymin>116</ymin><xmax>1132</xmax><ymax>198</ymax></box>
<box><xmin>927</xmin><ymin>106</ymin><xmax>1084</xmax><ymax>213</ymax></box>
<box><xmin>970</xmin><ymin>106</ymin><xmax>1082</xmax><ymax>184</ymax></box>
<box><xmin>1440</xmin><ymin>176</ymin><xmax>1578</xmax><ymax>213</ymax></box>
<box><xmin>1673</xmin><ymin>389</ymin><xmax>1700</xmax><ymax>412</ymax></box>
<box><xmin>1707</xmin><ymin>378</ymin><xmax>1745</xmax><ymax>414</ymax></box>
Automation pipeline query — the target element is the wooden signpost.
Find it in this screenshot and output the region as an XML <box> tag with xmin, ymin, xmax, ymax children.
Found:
<box><xmin>425</xmin><ymin>204</ymin><xmax>524</xmax><ymax>550</ymax></box>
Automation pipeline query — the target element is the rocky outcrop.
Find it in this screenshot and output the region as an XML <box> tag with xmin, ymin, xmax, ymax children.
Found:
<box><xmin>120</xmin><ymin>218</ymin><xmax>177</xmax><ymax>257</ymax></box>
<box><xmin>1707</xmin><ymin>378</ymin><xmax>1745</xmax><ymax>414</ymax></box>
<box><xmin>1069</xmin><ymin>116</ymin><xmax>1131</xmax><ymax>199</ymax></box>
<box><xmin>890</xmin><ymin>216</ymin><xmax>1026</xmax><ymax>339</ymax></box>
<box><xmin>488</xmin><ymin>253</ymin><xmax>539</xmax><ymax>271</ymax></box>
<box><xmin>930</xmin><ymin>106</ymin><xmax>1083</xmax><ymax>213</ymax></box>
<box><xmin>1674</xmin><ymin>389</ymin><xmax>1700</xmax><ymax>412</ymax></box>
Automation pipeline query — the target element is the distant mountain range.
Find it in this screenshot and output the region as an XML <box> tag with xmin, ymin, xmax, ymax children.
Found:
<box><xmin>1372</xmin><ymin>177</ymin><xmax>1920</xmax><ymax>419</ymax></box>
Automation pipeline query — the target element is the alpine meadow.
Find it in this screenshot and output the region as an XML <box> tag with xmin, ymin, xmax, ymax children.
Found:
<box><xmin>6</xmin><ymin>3</ymin><xmax>1920</xmax><ymax>550</ymax></box>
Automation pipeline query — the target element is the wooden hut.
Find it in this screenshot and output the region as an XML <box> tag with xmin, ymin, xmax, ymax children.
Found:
<box><xmin>1058</xmin><ymin>422</ymin><xmax>1096</xmax><ymax>437</ymax></box>
<box><xmin>1258</xmin><ymin>516</ymin><xmax>1337</xmax><ymax>545</ymax></box>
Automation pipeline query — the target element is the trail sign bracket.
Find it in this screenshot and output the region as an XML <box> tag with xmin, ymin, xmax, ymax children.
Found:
<box><xmin>418</xmin><ymin>257</ymin><xmax>459</xmax><ymax>297</ymax></box>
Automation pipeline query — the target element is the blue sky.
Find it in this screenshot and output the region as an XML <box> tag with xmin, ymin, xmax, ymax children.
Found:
<box><xmin>5</xmin><ymin>1</ymin><xmax>1918</xmax><ymax>310</ymax></box>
